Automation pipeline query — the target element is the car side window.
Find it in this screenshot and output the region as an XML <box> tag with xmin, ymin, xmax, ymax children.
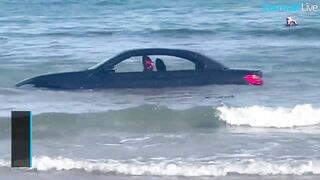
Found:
<box><xmin>114</xmin><ymin>56</ymin><xmax>144</xmax><ymax>73</ymax></box>
<box><xmin>113</xmin><ymin>55</ymin><xmax>199</xmax><ymax>73</ymax></box>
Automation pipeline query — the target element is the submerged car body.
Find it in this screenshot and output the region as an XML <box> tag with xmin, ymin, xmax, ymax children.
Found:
<box><xmin>16</xmin><ymin>48</ymin><xmax>263</xmax><ymax>89</ymax></box>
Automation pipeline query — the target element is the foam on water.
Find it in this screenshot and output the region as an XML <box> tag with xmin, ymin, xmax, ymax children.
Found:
<box><xmin>1</xmin><ymin>0</ymin><xmax>320</xmax><ymax>179</ymax></box>
<box><xmin>218</xmin><ymin>104</ymin><xmax>320</xmax><ymax>128</ymax></box>
<box><xmin>2</xmin><ymin>156</ymin><xmax>320</xmax><ymax>176</ymax></box>
<box><xmin>2</xmin><ymin>103</ymin><xmax>320</xmax><ymax>131</ymax></box>
<box><xmin>0</xmin><ymin>159</ymin><xmax>10</xmax><ymax>167</ymax></box>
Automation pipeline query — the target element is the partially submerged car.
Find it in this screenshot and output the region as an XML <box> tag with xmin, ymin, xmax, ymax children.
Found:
<box><xmin>16</xmin><ymin>48</ymin><xmax>263</xmax><ymax>89</ymax></box>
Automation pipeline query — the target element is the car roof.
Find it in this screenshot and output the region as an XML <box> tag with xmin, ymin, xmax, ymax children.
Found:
<box><xmin>92</xmin><ymin>48</ymin><xmax>228</xmax><ymax>70</ymax></box>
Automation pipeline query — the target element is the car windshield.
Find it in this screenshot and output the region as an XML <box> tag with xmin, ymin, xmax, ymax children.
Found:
<box><xmin>88</xmin><ymin>55</ymin><xmax>113</xmax><ymax>70</ymax></box>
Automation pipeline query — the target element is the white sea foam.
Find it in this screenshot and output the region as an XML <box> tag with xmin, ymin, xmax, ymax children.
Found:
<box><xmin>2</xmin><ymin>156</ymin><xmax>320</xmax><ymax>176</ymax></box>
<box><xmin>0</xmin><ymin>159</ymin><xmax>10</xmax><ymax>167</ymax></box>
<box><xmin>218</xmin><ymin>104</ymin><xmax>320</xmax><ymax>128</ymax></box>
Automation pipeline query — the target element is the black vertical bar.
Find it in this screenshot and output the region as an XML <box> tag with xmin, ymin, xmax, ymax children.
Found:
<box><xmin>11</xmin><ymin>111</ymin><xmax>32</xmax><ymax>167</ymax></box>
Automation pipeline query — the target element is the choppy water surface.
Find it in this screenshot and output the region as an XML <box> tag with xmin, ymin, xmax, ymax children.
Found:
<box><xmin>1</xmin><ymin>0</ymin><xmax>320</xmax><ymax>179</ymax></box>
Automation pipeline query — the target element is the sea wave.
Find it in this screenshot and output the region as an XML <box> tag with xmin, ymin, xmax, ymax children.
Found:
<box><xmin>4</xmin><ymin>31</ymin><xmax>115</xmax><ymax>38</ymax></box>
<box><xmin>1</xmin><ymin>104</ymin><xmax>320</xmax><ymax>137</ymax></box>
<box><xmin>0</xmin><ymin>105</ymin><xmax>221</xmax><ymax>137</ymax></box>
<box><xmin>245</xmin><ymin>27</ymin><xmax>320</xmax><ymax>38</ymax></box>
<box><xmin>5</xmin><ymin>25</ymin><xmax>320</xmax><ymax>39</ymax></box>
<box><xmin>2</xmin><ymin>156</ymin><xmax>320</xmax><ymax>176</ymax></box>
<box><xmin>149</xmin><ymin>28</ymin><xmax>216</xmax><ymax>35</ymax></box>
<box><xmin>6</xmin><ymin>28</ymin><xmax>216</xmax><ymax>38</ymax></box>
<box><xmin>218</xmin><ymin>104</ymin><xmax>320</xmax><ymax>128</ymax></box>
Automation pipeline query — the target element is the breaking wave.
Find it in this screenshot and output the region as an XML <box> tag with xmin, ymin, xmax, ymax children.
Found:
<box><xmin>218</xmin><ymin>104</ymin><xmax>320</xmax><ymax>128</ymax></box>
<box><xmin>2</xmin><ymin>156</ymin><xmax>320</xmax><ymax>176</ymax></box>
<box><xmin>1</xmin><ymin>104</ymin><xmax>320</xmax><ymax>138</ymax></box>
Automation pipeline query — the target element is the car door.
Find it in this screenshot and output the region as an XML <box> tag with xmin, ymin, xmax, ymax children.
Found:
<box><xmin>152</xmin><ymin>70</ymin><xmax>207</xmax><ymax>87</ymax></box>
<box><xmin>105</xmin><ymin>71</ymin><xmax>160</xmax><ymax>88</ymax></box>
<box><xmin>97</xmin><ymin>55</ymin><xmax>160</xmax><ymax>88</ymax></box>
<box><xmin>151</xmin><ymin>56</ymin><xmax>207</xmax><ymax>87</ymax></box>
<box><xmin>98</xmin><ymin>55</ymin><xmax>207</xmax><ymax>88</ymax></box>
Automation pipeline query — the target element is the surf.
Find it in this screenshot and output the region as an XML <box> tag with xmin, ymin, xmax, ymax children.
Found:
<box><xmin>218</xmin><ymin>104</ymin><xmax>320</xmax><ymax>128</ymax></box>
<box><xmin>2</xmin><ymin>156</ymin><xmax>320</xmax><ymax>176</ymax></box>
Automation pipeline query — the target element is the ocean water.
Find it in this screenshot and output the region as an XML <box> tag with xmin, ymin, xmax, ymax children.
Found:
<box><xmin>1</xmin><ymin>0</ymin><xmax>320</xmax><ymax>179</ymax></box>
